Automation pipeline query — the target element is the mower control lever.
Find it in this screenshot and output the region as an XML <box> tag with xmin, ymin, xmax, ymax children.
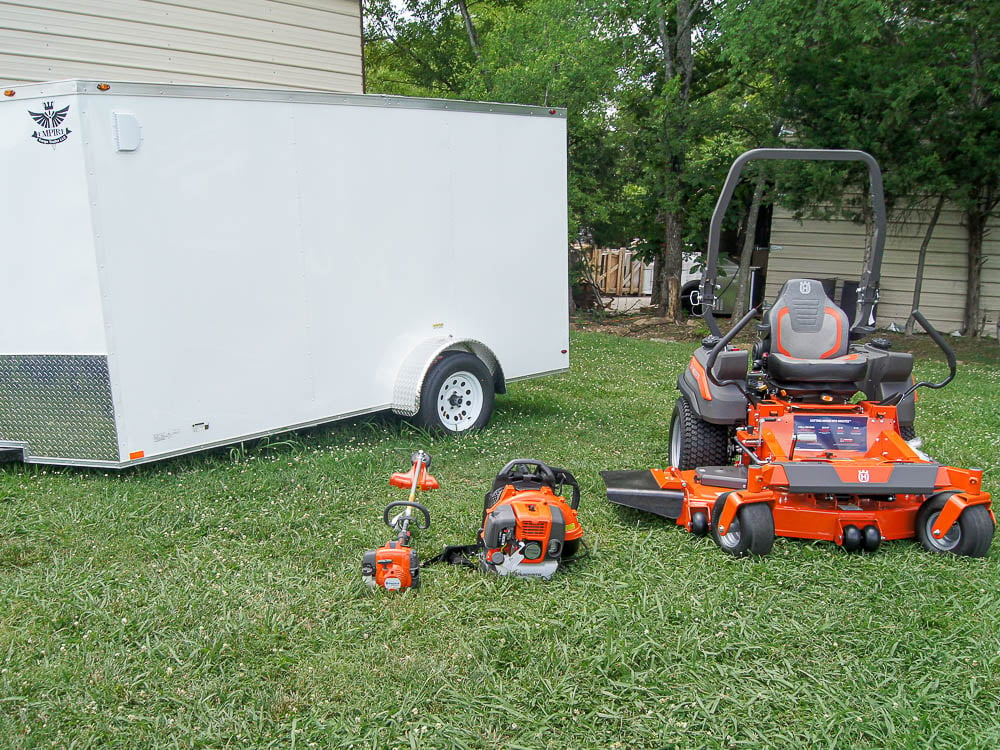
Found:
<box><xmin>705</xmin><ymin>305</ymin><xmax>761</xmax><ymax>391</ymax></box>
<box><xmin>884</xmin><ymin>309</ymin><xmax>957</xmax><ymax>405</ymax></box>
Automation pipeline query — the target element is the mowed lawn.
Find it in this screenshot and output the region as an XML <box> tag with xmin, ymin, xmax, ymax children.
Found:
<box><xmin>1</xmin><ymin>330</ymin><xmax>999</xmax><ymax>748</ymax></box>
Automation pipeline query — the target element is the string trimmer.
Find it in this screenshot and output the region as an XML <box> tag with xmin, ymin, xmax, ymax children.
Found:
<box><xmin>361</xmin><ymin>450</ymin><xmax>437</xmax><ymax>591</ymax></box>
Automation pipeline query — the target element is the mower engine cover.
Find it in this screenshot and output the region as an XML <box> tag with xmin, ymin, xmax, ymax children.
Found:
<box><xmin>362</xmin><ymin>541</ymin><xmax>420</xmax><ymax>591</ymax></box>
<box><xmin>478</xmin><ymin>460</ymin><xmax>583</xmax><ymax>580</ymax></box>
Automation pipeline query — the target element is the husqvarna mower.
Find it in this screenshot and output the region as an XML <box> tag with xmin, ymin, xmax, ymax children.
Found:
<box><xmin>602</xmin><ymin>148</ymin><xmax>994</xmax><ymax>557</ymax></box>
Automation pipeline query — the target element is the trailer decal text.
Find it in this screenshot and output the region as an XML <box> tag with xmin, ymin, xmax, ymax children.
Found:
<box><xmin>29</xmin><ymin>101</ymin><xmax>71</xmax><ymax>145</ymax></box>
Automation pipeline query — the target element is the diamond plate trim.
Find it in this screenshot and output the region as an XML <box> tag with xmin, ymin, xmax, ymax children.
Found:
<box><xmin>391</xmin><ymin>338</ymin><xmax>500</xmax><ymax>416</ymax></box>
<box><xmin>0</xmin><ymin>355</ymin><xmax>119</xmax><ymax>462</ymax></box>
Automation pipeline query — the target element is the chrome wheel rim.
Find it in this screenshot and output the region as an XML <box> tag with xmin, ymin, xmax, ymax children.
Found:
<box><xmin>720</xmin><ymin>516</ymin><xmax>742</xmax><ymax>548</ymax></box>
<box><xmin>437</xmin><ymin>371</ymin><xmax>484</xmax><ymax>431</ymax></box>
<box><xmin>925</xmin><ymin>511</ymin><xmax>961</xmax><ymax>551</ymax></box>
<box><xmin>670</xmin><ymin>413</ymin><xmax>682</xmax><ymax>466</ymax></box>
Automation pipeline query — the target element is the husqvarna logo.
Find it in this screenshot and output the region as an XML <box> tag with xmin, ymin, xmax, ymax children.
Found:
<box><xmin>857</xmin><ymin>469</ymin><xmax>870</xmax><ymax>483</ymax></box>
<box><xmin>799</xmin><ymin>280</ymin><xmax>812</xmax><ymax>294</ymax></box>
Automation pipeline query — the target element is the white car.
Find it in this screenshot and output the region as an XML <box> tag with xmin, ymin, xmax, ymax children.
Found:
<box><xmin>681</xmin><ymin>252</ymin><xmax>739</xmax><ymax>316</ymax></box>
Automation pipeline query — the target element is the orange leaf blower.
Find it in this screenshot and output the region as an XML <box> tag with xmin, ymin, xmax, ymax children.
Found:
<box><xmin>361</xmin><ymin>450</ymin><xmax>437</xmax><ymax>591</ymax></box>
<box><xmin>477</xmin><ymin>459</ymin><xmax>585</xmax><ymax>579</ymax></box>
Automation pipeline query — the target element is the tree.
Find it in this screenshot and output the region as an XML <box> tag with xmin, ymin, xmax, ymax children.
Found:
<box><xmin>911</xmin><ymin>1</ymin><xmax>1000</xmax><ymax>335</ymax></box>
<box><xmin>722</xmin><ymin>0</ymin><xmax>999</xmax><ymax>335</ymax></box>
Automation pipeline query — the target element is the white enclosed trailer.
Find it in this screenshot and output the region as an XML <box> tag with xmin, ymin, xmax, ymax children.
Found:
<box><xmin>0</xmin><ymin>80</ymin><xmax>568</xmax><ymax>467</ymax></box>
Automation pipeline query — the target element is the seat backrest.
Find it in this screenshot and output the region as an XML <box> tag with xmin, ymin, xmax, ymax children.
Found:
<box><xmin>767</xmin><ymin>278</ymin><xmax>848</xmax><ymax>359</ymax></box>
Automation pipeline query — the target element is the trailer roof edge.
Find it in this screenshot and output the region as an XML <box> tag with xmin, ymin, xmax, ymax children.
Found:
<box><xmin>1</xmin><ymin>79</ymin><xmax>567</xmax><ymax>119</ymax></box>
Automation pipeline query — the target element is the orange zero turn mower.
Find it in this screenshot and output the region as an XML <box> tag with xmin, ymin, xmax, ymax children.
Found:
<box><xmin>602</xmin><ymin>149</ymin><xmax>993</xmax><ymax>558</ymax></box>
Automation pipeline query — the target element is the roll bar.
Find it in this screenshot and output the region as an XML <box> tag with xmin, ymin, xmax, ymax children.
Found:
<box><xmin>702</xmin><ymin>148</ymin><xmax>887</xmax><ymax>338</ymax></box>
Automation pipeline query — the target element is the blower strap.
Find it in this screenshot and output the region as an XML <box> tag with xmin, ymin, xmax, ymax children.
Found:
<box><xmin>422</xmin><ymin>543</ymin><xmax>481</xmax><ymax>569</ymax></box>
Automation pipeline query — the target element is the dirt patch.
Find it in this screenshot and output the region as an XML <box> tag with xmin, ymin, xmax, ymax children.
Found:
<box><xmin>572</xmin><ymin>310</ymin><xmax>713</xmax><ymax>343</ymax></box>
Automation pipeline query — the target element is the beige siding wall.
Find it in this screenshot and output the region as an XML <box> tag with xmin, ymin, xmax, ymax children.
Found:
<box><xmin>0</xmin><ymin>0</ymin><xmax>362</xmax><ymax>93</ymax></box>
<box><xmin>767</xmin><ymin>202</ymin><xmax>1000</xmax><ymax>336</ymax></box>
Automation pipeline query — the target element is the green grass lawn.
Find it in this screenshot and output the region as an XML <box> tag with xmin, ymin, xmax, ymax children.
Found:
<box><xmin>2</xmin><ymin>331</ymin><xmax>998</xmax><ymax>748</ymax></box>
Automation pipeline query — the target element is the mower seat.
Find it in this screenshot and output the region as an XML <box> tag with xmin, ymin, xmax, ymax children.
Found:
<box><xmin>765</xmin><ymin>278</ymin><xmax>868</xmax><ymax>384</ymax></box>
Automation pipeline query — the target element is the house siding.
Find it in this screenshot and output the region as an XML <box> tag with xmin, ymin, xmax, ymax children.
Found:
<box><xmin>767</xmin><ymin>202</ymin><xmax>1000</xmax><ymax>336</ymax></box>
<box><xmin>0</xmin><ymin>0</ymin><xmax>362</xmax><ymax>93</ymax></box>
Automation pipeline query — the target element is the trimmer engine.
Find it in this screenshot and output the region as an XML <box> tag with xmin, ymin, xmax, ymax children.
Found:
<box><xmin>479</xmin><ymin>460</ymin><xmax>584</xmax><ymax>579</ymax></box>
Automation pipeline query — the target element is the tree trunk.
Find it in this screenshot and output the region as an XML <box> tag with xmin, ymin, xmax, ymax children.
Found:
<box><xmin>653</xmin><ymin>1</ymin><xmax>696</xmax><ymax>321</ymax></box>
<box><xmin>963</xmin><ymin>209</ymin><xmax>986</xmax><ymax>336</ymax></box>
<box><xmin>733</xmin><ymin>175</ymin><xmax>765</xmax><ymax>316</ymax></box>
<box><xmin>455</xmin><ymin>0</ymin><xmax>492</xmax><ymax>93</ymax></box>
<box><xmin>651</xmin><ymin>251</ymin><xmax>666</xmax><ymax>307</ymax></box>
<box><xmin>904</xmin><ymin>194</ymin><xmax>946</xmax><ymax>335</ymax></box>
<box><xmin>659</xmin><ymin>209</ymin><xmax>684</xmax><ymax>320</ymax></box>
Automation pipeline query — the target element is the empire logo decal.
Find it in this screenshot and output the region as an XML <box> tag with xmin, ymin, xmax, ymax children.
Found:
<box><xmin>29</xmin><ymin>101</ymin><xmax>72</xmax><ymax>145</ymax></box>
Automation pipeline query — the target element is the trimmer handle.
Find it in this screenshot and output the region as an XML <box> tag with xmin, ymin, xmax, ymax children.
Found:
<box><xmin>384</xmin><ymin>501</ymin><xmax>431</xmax><ymax>530</ymax></box>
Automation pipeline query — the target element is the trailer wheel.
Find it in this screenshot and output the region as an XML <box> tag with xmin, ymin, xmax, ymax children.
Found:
<box><xmin>916</xmin><ymin>492</ymin><xmax>994</xmax><ymax>558</ymax></box>
<box><xmin>669</xmin><ymin>396</ymin><xmax>729</xmax><ymax>470</ymax></box>
<box><xmin>414</xmin><ymin>352</ymin><xmax>494</xmax><ymax>433</ymax></box>
<box><xmin>711</xmin><ymin>493</ymin><xmax>774</xmax><ymax>558</ymax></box>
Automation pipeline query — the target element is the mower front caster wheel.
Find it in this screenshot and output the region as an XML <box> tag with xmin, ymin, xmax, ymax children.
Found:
<box><xmin>711</xmin><ymin>493</ymin><xmax>774</xmax><ymax>558</ymax></box>
<box><xmin>916</xmin><ymin>493</ymin><xmax>994</xmax><ymax>558</ymax></box>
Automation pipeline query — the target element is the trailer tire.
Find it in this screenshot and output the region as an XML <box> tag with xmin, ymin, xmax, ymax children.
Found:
<box><xmin>669</xmin><ymin>396</ymin><xmax>730</xmax><ymax>470</ymax></box>
<box><xmin>711</xmin><ymin>493</ymin><xmax>774</xmax><ymax>558</ymax></box>
<box><xmin>916</xmin><ymin>492</ymin><xmax>994</xmax><ymax>558</ymax></box>
<box><xmin>413</xmin><ymin>352</ymin><xmax>495</xmax><ymax>434</ymax></box>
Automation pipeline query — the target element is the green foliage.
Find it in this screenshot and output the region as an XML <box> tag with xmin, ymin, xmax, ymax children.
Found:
<box><xmin>363</xmin><ymin>0</ymin><xmax>999</xmax><ymax>323</ymax></box>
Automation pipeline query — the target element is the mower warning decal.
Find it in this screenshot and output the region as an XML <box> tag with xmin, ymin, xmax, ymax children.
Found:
<box><xmin>793</xmin><ymin>415</ymin><xmax>867</xmax><ymax>451</ymax></box>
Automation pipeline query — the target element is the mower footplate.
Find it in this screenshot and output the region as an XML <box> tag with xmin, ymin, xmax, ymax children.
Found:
<box><xmin>601</xmin><ymin>470</ymin><xmax>684</xmax><ymax>519</ymax></box>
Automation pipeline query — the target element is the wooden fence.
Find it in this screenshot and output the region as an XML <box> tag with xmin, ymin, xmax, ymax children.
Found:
<box><xmin>586</xmin><ymin>247</ymin><xmax>653</xmax><ymax>296</ymax></box>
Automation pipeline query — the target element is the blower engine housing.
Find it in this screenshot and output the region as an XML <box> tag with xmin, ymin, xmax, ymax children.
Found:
<box><xmin>479</xmin><ymin>460</ymin><xmax>583</xmax><ymax>580</ymax></box>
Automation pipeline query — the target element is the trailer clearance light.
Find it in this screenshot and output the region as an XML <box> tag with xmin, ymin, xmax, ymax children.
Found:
<box><xmin>3</xmin><ymin>90</ymin><xmax>14</xmax><ymax>97</ymax></box>
<box><xmin>97</xmin><ymin>83</ymin><xmax>111</xmax><ymax>91</ymax></box>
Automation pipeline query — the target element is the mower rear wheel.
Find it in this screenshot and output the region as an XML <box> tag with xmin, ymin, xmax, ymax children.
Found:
<box><xmin>669</xmin><ymin>396</ymin><xmax>730</xmax><ymax>470</ymax></box>
<box><xmin>711</xmin><ymin>493</ymin><xmax>774</xmax><ymax>558</ymax></box>
<box><xmin>916</xmin><ymin>493</ymin><xmax>994</xmax><ymax>557</ymax></box>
